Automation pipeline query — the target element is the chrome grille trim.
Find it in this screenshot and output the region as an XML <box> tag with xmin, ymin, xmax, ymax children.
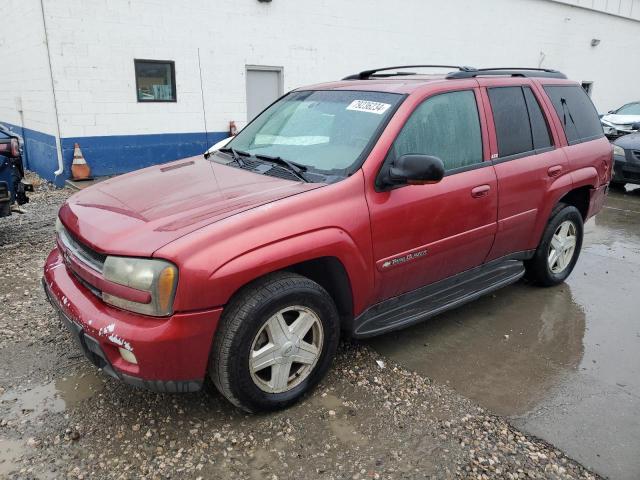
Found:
<box><xmin>58</xmin><ymin>227</ymin><xmax>105</xmax><ymax>273</ymax></box>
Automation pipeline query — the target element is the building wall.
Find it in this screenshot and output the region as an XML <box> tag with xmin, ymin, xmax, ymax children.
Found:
<box><xmin>2</xmin><ymin>0</ymin><xmax>640</xmax><ymax>183</ymax></box>
<box><xmin>0</xmin><ymin>0</ymin><xmax>60</xmax><ymax>183</ymax></box>
<box><xmin>550</xmin><ymin>0</ymin><xmax>640</xmax><ymax>21</ymax></box>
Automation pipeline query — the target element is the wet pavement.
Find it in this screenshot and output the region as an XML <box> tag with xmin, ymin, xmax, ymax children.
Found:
<box><xmin>369</xmin><ymin>185</ymin><xmax>640</xmax><ymax>480</ymax></box>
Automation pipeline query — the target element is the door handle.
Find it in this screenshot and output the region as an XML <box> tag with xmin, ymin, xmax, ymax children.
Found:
<box><xmin>471</xmin><ymin>184</ymin><xmax>490</xmax><ymax>198</ymax></box>
<box><xmin>548</xmin><ymin>165</ymin><xmax>563</xmax><ymax>177</ymax></box>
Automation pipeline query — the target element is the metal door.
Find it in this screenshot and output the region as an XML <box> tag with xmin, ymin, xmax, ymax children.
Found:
<box><xmin>246</xmin><ymin>67</ymin><xmax>283</xmax><ymax>121</ymax></box>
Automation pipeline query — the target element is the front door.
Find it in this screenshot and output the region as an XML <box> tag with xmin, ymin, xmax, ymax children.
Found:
<box><xmin>366</xmin><ymin>88</ymin><xmax>498</xmax><ymax>301</ymax></box>
<box><xmin>246</xmin><ymin>66</ymin><xmax>283</xmax><ymax>122</ymax></box>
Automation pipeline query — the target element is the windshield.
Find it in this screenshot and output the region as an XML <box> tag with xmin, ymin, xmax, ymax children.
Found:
<box><xmin>227</xmin><ymin>90</ymin><xmax>403</xmax><ymax>174</ymax></box>
<box><xmin>616</xmin><ymin>103</ymin><xmax>640</xmax><ymax>115</ymax></box>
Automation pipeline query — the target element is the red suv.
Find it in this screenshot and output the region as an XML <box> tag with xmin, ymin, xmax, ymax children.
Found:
<box><xmin>43</xmin><ymin>66</ymin><xmax>612</xmax><ymax>412</ymax></box>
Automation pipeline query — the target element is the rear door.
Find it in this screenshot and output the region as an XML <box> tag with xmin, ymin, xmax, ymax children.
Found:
<box><xmin>365</xmin><ymin>87</ymin><xmax>498</xmax><ymax>301</ymax></box>
<box><xmin>479</xmin><ymin>79</ymin><xmax>568</xmax><ymax>261</ymax></box>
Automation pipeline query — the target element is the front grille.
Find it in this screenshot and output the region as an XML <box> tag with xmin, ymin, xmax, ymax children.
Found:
<box><xmin>58</xmin><ymin>226</ymin><xmax>106</xmax><ymax>272</ymax></box>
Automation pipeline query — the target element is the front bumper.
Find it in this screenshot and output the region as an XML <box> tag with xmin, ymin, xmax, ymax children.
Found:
<box><xmin>43</xmin><ymin>247</ymin><xmax>223</xmax><ymax>392</ymax></box>
<box><xmin>613</xmin><ymin>154</ymin><xmax>640</xmax><ymax>184</ymax></box>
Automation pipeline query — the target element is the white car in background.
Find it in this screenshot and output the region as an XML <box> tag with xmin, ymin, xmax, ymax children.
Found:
<box><xmin>601</xmin><ymin>101</ymin><xmax>640</xmax><ymax>138</ymax></box>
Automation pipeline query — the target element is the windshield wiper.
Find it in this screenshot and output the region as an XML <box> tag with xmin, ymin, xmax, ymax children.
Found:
<box><xmin>218</xmin><ymin>147</ymin><xmax>250</xmax><ymax>167</ymax></box>
<box><xmin>253</xmin><ymin>153</ymin><xmax>310</xmax><ymax>182</ymax></box>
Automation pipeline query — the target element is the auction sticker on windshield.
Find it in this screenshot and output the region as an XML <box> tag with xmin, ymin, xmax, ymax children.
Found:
<box><xmin>346</xmin><ymin>100</ymin><xmax>391</xmax><ymax>115</ymax></box>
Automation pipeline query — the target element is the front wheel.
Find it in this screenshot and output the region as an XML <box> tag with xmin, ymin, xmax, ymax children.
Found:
<box><xmin>525</xmin><ymin>203</ymin><xmax>583</xmax><ymax>287</ymax></box>
<box><xmin>209</xmin><ymin>272</ymin><xmax>340</xmax><ymax>412</ymax></box>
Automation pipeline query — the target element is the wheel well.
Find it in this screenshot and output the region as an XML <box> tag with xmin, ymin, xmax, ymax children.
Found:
<box><xmin>287</xmin><ymin>257</ymin><xmax>354</xmax><ymax>321</ymax></box>
<box><xmin>559</xmin><ymin>186</ymin><xmax>590</xmax><ymax>220</ymax></box>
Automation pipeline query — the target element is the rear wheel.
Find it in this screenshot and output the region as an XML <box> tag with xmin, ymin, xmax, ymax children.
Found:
<box><xmin>525</xmin><ymin>203</ymin><xmax>583</xmax><ymax>287</ymax></box>
<box><xmin>209</xmin><ymin>272</ymin><xmax>340</xmax><ymax>412</ymax></box>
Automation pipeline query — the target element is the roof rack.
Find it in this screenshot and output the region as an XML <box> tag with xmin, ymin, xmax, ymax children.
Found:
<box><xmin>446</xmin><ymin>67</ymin><xmax>567</xmax><ymax>79</ymax></box>
<box><xmin>342</xmin><ymin>65</ymin><xmax>477</xmax><ymax>80</ymax></box>
<box><xmin>342</xmin><ymin>66</ymin><xmax>567</xmax><ymax>81</ymax></box>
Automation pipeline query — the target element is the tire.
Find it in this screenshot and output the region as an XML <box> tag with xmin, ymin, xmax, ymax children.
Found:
<box><xmin>525</xmin><ymin>203</ymin><xmax>583</xmax><ymax>287</ymax></box>
<box><xmin>209</xmin><ymin>272</ymin><xmax>340</xmax><ymax>412</ymax></box>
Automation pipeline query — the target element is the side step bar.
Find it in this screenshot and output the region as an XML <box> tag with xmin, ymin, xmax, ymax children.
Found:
<box><xmin>352</xmin><ymin>258</ymin><xmax>526</xmax><ymax>338</ymax></box>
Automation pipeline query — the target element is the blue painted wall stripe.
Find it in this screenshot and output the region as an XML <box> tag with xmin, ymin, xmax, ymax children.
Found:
<box><xmin>60</xmin><ymin>131</ymin><xmax>227</xmax><ymax>179</ymax></box>
<box><xmin>1</xmin><ymin>120</ymin><xmax>227</xmax><ymax>186</ymax></box>
<box><xmin>0</xmin><ymin>121</ymin><xmax>60</xmax><ymax>185</ymax></box>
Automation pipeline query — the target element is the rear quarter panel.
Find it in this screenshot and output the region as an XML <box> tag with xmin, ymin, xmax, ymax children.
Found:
<box><xmin>529</xmin><ymin>80</ymin><xmax>612</xmax><ymax>240</ymax></box>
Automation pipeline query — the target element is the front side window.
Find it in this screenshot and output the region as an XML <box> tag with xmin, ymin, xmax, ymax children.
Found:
<box><xmin>543</xmin><ymin>85</ymin><xmax>604</xmax><ymax>145</ymax></box>
<box><xmin>135</xmin><ymin>60</ymin><xmax>176</xmax><ymax>102</ymax></box>
<box><xmin>228</xmin><ymin>90</ymin><xmax>403</xmax><ymax>174</ymax></box>
<box><xmin>391</xmin><ymin>90</ymin><xmax>483</xmax><ymax>171</ymax></box>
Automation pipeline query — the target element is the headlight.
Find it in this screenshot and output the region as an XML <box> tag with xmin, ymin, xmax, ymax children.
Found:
<box><xmin>613</xmin><ymin>145</ymin><xmax>625</xmax><ymax>157</ymax></box>
<box><xmin>102</xmin><ymin>256</ymin><xmax>178</xmax><ymax>316</ymax></box>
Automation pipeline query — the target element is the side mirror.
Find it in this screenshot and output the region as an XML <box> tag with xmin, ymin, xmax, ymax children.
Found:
<box><xmin>608</xmin><ymin>109</ymin><xmax>616</xmax><ymax>114</ymax></box>
<box><xmin>382</xmin><ymin>154</ymin><xmax>445</xmax><ymax>187</ymax></box>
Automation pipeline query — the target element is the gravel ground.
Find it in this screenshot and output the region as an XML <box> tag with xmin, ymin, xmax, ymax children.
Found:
<box><xmin>0</xmin><ymin>179</ymin><xmax>601</xmax><ymax>479</ymax></box>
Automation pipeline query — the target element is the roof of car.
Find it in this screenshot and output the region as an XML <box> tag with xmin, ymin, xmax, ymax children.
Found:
<box><xmin>299</xmin><ymin>75</ymin><xmax>450</xmax><ymax>94</ymax></box>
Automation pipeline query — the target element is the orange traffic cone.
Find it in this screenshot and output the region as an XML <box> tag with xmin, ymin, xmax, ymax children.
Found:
<box><xmin>71</xmin><ymin>143</ymin><xmax>92</xmax><ymax>181</ymax></box>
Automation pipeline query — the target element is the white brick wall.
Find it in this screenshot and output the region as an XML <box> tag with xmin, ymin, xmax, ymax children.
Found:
<box><xmin>3</xmin><ymin>0</ymin><xmax>640</xmax><ymax>140</ymax></box>
<box><xmin>0</xmin><ymin>0</ymin><xmax>57</xmax><ymax>135</ymax></box>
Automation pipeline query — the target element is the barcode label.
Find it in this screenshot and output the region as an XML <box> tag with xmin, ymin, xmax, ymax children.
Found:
<box><xmin>346</xmin><ymin>100</ymin><xmax>391</xmax><ymax>115</ymax></box>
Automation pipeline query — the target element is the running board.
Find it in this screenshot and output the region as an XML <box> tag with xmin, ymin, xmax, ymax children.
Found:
<box><xmin>352</xmin><ymin>259</ymin><xmax>526</xmax><ymax>338</ymax></box>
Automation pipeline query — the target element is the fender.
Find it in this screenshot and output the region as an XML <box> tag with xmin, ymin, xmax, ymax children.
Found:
<box><xmin>206</xmin><ymin>227</ymin><xmax>372</xmax><ymax>315</ymax></box>
<box><xmin>528</xmin><ymin>172</ymin><xmax>574</xmax><ymax>250</ymax></box>
<box><xmin>570</xmin><ymin>165</ymin><xmax>599</xmax><ymax>190</ymax></box>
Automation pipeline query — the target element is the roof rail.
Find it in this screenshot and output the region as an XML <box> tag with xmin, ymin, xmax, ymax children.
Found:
<box><xmin>446</xmin><ymin>67</ymin><xmax>567</xmax><ymax>79</ymax></box>
<box><xmin>342</xmin><ymin>65</ymin><xmax>477</xmax><ymax>80</ymax></box>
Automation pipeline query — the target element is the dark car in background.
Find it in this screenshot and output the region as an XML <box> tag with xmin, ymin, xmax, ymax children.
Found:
<box><xmin>612</xmin><ymin>133</ymin><xmax>640</xmax><ymax>188</ymax></box>
<box><xmin>0</xmin><ymin>125</ymin><xmax>31</xmax><ymax>217</ymax></box>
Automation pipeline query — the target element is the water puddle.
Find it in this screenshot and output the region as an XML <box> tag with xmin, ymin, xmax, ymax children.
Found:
<box><xmin>309</xmin><ymin>393</ymin><xmax>368</xmax><ymax>446</ymax></box>
<box><xmin>0</xmin><ymin>438</ymin><xmax>24</xmax><ymax>476</ymax></box>
<box><xmin>1</xmin><ymin>370</ymin><xmax>104</xmax><ymax>420</ymax></box>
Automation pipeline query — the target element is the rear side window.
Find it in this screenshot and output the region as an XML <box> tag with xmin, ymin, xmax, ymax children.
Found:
<box><xmin>543</xmin><ymin>85</ymin><xmax>604</xmax><ymax>145</ymax></box>
<box><xmin>523</xmin><ymin>87</ymin><xmax>552</xmax><ymax>150</ymax></box>
<box><xmin>488</xmin><ymin>87</ymin><xmax>533</xmax><ymax>157</ymax></box>
<box><xmin>392</xmin><ymin>90</ymin><xmax>483</xmax><ymax>171</ymax></box>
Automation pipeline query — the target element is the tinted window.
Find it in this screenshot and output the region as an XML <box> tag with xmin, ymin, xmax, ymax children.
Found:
<box><xmin>488</xmin><ymin>87</ymin><xmax>533</xmax><ymax>157</ymax></box>
<box><xmin>543</xmin><ymin>85</ymin><xmax>604</xmax><ymax>144</ymax></box>
<box><xmin>393</xmin><ymin>90</ymin><xmax>483</xmax><ymax>171</ymax></box>
<box><xmin>523</xmin><ymin>87</ymin><xmax>552</xmax><ymax>150</ymax></box>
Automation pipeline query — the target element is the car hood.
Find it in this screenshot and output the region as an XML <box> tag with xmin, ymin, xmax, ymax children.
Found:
<box><xmin>59</xmin><ymin>156</ymin><xmax>323</xmax><ymax>257</ymax></box>
<box><xmin>613</xmin><ymin>132</ymin><xmax>640</xmax><ymax>149</ymax></box>
<box><xmin>602</xmin><ymin>113</ymin><xmax>640</xmax><ymax>125</ymax></box>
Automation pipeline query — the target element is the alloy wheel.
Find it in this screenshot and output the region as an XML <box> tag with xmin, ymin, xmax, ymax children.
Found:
<box><xmin>249</xmin><ymin>306</ymin><xmax>324</xmax><ymax>393</ymax></box>
<box><xmin>548</xmin><ymin>220</ymin><xmax>577</xmax><ymax>274</ymax></box>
